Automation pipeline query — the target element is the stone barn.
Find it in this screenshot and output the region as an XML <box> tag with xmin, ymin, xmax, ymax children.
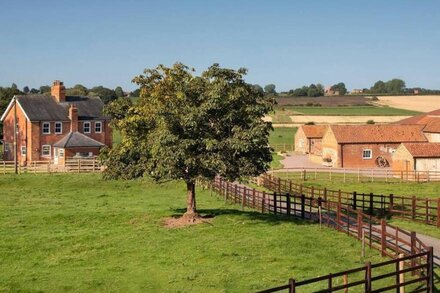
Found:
<box><xmin>295</xmin><ymin>125</ymin><xmax>328</xmax><ymax>155</ymax></box>
<box><xmin>392</xmin><ymin>143</ymin><xmax>440</xmax><ymax>172</ymax></box>
<box><xmin>321</xmin><ymin>124</ymin><xmax>427</xmax><ymax>168</ymax></box>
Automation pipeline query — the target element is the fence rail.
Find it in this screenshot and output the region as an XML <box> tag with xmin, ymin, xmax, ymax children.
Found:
<box><xmin>257</xmin><ymin>250</ymin><xmax>434</xmax><ymax>293</ymax></box>
<box><xmin>274</xmin><ymin>167</ymin><xmax>440</xmax><ymax>183</ymax></box>
<box><xmin>210</xmin><ymin>177</ymin><xmax>433</xmax><ymax>292</ymax></box>
<box><xmin>271</xmin><ymin>144</ymin><xmax>294</xmax><ymax>153</ymax></box>
<box><xmin>0</xmin><ymin>158</ymin><xmax>102</xmax><ymax>174</ymax></box>
<box><xmin>262</xmin><ymin>173</ymin><xmax>440</xmax><ymax>227</ymax></box>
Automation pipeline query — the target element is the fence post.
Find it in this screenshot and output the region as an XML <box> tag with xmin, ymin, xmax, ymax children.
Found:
<box><xmin>428</xmin><ymin>247</ymin><xmax>434</xmax><ymax>293</ymax></box>
<box><xmin>380</xmin><ymin>219</ymin><xmax>386</xmax><ymax>256</ymax></box>
<box><xmin>301</xmin><ymin>194</ymin><xmax>305</xmax><ymax>219</ymax></box>
<box><xmin>397</xmin><ymin>253</ymin><xmax>405</xmax><ymax>293</ymax></box>
<box><xmin>234</xmin><ymin>184</ymin><xmax>238</xmax><ymax>204</ymax></box>
<box><xmin>262</xmin><ymin>191</ymin><xmax>266</xmax><ymax>213</ymax></box>
<box><xmin>437</xmin><ymin>199</ymin><xmax>440</xmax><ymax>228</ymax></box>
<box><xmin>273</xmin><ymin>192</ymin><xmax>277</xmax><ymax>214</ymax></box>
<box><xmin>411</xmin><ymin>196</ymin><xmax>416</xmax><ymax>220</ymax></box>
<box><xmin>242</xmin><ymin>187</ymin><xmax>246</xmax><ymax>210</ymax></box>
<box><xmin>357</xmin><ymin>210</ymin><xmax>362</xmax><ymax>239</ymax></box>
<box><xmin>289</xmin><ymin>278</ymin><xmax>296</xmax><ymax>293</ymax></box>
<box><xmin>252</xmin><ymin>188</ymin><xmax>256</xmax><ymax>208</ymax></box>
<box><xmin>369</xmin><ymin>193</ymin><xmax>373</xmax><ymax>215</ymax></box>
<box><xmin>389</xmin><ymin>194</ymin><xmax>394</xmax><ymax>212</ymax></box>
<box><xmin>286</xmin><ymin>193</ymin><xmax>291</xmax><ymax>216</ymax></box>
<box><xmin>410</xmin><ymin>232</ymin><xmax>416</xmax><ymax>272</ymax></box>
<box><xmin>365</xmin><ymin>262</ymin><xmax>372</xmax><ymax>293</ymax></box>
<box><xmin>353</xmin><ymin>191</ymin><xmax>357</xmax><ymax>210</ymax></box>
<box><xmin>278</xmin><ymin>177</ymin><xmax>281</xmax><ymax>193</ymax></box>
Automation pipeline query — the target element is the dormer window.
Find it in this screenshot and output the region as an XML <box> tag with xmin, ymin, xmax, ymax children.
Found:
<box><xmin>42</xmin><ymin>122</ymin><xmax>50</xmax><ymax>134</ymax></box>
<box><xmin>83</xmin><ymin>122</ymin><xmax>91</xmax><ymax>133</ymax></box>
<box><xmin>55</xmin><ymin>122</ymin><xmax>62</xmax><ymax>134</ymax></box>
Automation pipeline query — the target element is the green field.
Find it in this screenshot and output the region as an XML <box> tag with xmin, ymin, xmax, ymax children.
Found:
<box><xmin>0</xmin><ymin>173</ymin><xmax>393</xmax><ymax>292</ymax></box>
<box><xmin>268</xmin><ymin>127</ymin><xmax>297</xmax><ymax>146</ymax></box>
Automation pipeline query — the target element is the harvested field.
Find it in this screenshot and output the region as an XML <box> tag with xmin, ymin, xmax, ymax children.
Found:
<box><xmin>376</xmin><ymin>95</ymin><xmax>440</xmax><ymax>112</ymax></box>
<box><xmin>289</xmin><ymin>115</ymin><xmax>411</xmax><ymax>124</ymax></box>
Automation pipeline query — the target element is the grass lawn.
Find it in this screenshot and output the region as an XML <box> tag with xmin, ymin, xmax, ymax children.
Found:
<box><xmin>276</xmin><ymin>106</ymin><xmax>421</xmax><ymax>116</ymax></box>
<box><xmin>0</xmin><ymin>173</ymin><xmax>395</xmax><ymax>292</ymax></box>
<box><xmin>268</xmin><ymin>127</ymin><xmax>297</xmax><ymax>146</ymax></box>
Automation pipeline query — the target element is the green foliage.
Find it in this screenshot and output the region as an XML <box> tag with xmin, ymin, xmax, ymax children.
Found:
<box><xmin>252</xmin><ymin>84</ymin><xmax>264</xmax><ymax>94</ymax></box>
<box><xmin>114</xmin><ymin>86</ymin><xmax>124</xmax><ymax>98</ymax></box>
<box><xmin>330</xmin><ymin>82</ymin><xmax>347</xmax><ymax>95</ymax></box>
<box><xmin>268</xmin><ymin>127</ymin><xmax>297</xmax><ymax>145</ymax></box>
<box><xmin>289</xmin><ymin>84</ymin><xmax>324</xmax><ymax>97</ymax></box>
<box><xmin>39</xmin><ymin>85</ymin><xmax>50</xmax><ymax>94</ymax></box>
<box><xmin>66</xmin><ymin>84</ymin><xmax>88</xmax><ymax>96</ymax></box>
<box><xmin>89</xmin><ymin>86</ymin><xmax>117</xmax><ymax>104</ymax></box>
<box><xmin>370</xmin><ymin>79</ymin><xmax>406</xmax><ymax>94</ymax></box>
<box><xmin>366</xmin><ymin>119</ymin><xmax>375</xmax><ymax>124</ymax></box>
<box><xmin>0</xmin><ymin>86</ymin><xmax>22</xmax><ymax>134</ymax></box>
<box><xmin>102</xmin><ymin>63</ymin><xmax>273</xmax><ymax>189</ymax></box>
<box><xmin>264</xmin><ymin>84</ymin><xmax>276</xmax><ymax>94</ymax></box>
<box><xmin>130</xmin><ymin>88</ymin><xmax>140</xmax><ymax>97</ymax></box>
<box><xmin>23</xmin><ymin>86</ymin><xmax>29</xmax><ymax>94</ymax></box>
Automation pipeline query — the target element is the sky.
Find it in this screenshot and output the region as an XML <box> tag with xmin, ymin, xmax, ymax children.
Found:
<box><xmin>0</xmin><ymin>0</ymin><xmax>439</xmax><ymax>92</ymax></box>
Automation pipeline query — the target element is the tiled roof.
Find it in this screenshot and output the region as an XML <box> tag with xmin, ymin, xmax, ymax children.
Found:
<box><xmin>15</xmin><ymin>95</ymin><xmax>107</xmax><ymax>121</ymax></box>
<box><xmin>395</xmin><ymin>109</ymin><xmax>440</xmax><ymax>133</ymax></box>
<box><xmin>301</xmin><ymin>125</ymin><xmax>328</xmax><ymax>138</ymax></box>
<box><xmin>329</xmin><ymin>124</ymin><xmax>427</xmax><ymax>143</ymax></box>
<box><xmin>402</xmin><ymin>143</ymin><xmax>440</xmax><ymax>158</ymax></box>
<box><xmin>53</xmin><ymin>132</ymin><xmax>105</xmax><ymax>148</ymax></box>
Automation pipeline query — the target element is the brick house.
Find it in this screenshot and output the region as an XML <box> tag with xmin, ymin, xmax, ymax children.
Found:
<box><xmin>1</xmin><ymin>81</ymin><xmax>112</xmax><ymax>164</ymax></box>
<box><xmin>396</xmin><ymin>109</ymin><xmax>440</xmax><ymax>142</ymax></box>
<box><xmin>321</xmin><ymin>124</ymin><xmax>427</xmax><ymax>168</ymax></box>
<box><xmin>295</xmin><ymin>125</ymin><xmax>328</xmax><ymax>155</ymax></box>
<box><xmin>392</xmin><ymin>143</ymin><xmax>440</xmax><ymax>172</ymax></box>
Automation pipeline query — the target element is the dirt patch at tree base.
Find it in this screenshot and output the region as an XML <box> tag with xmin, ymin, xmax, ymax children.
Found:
<box><xmin>163</xmin><ymin>214</ymin><xmax>214</xmax><ymax>228</ymax></box>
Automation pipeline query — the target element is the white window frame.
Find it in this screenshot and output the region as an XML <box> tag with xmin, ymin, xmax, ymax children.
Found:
<box><xmin>55</xmin><ymin>122</ymin><xmax>63</xmax><ymax>134</ymax></box>
<box><xmin>59</xmin><ymin>148</ymin><xmax>65</xmax><ymax>157</ymax></box>
<box><xmin>95</xmin><ymin>121</ymin><xmax>102</xmax><ymax>133</ymax></box>
<box><xmin>21</xmin><ymin>146</ymin><xmax>27</xmax><ymax>155</ymax></box>
<box><xmin>42</xmin><ymin>145</ymin><xmax>51</xmax><ymax>157</ymax></box>
<box><xmin>362</xmin><ymin>149</ymin><xmax>372</xmax><ymax>159</ymax></box>
<box><xmin>42</xmin><ymin>122</ymin><xmax>50</xmax><ymax>134</ymax></box>
<box><xmin>83</xmin><ymin>121</ymin><xmax>91</xmax><ymax>133</ymax></box>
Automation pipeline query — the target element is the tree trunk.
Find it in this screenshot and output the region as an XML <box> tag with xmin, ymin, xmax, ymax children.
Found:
<box><xmin>184</xmin><ymin>181</ymin><xmax>198</xmax><ymax>219</ymax></box>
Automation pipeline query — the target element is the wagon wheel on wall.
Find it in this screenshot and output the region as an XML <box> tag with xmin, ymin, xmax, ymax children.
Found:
<box><xmin>375</xmin><ymin>156</ymin><xmax>389</xmax><ymax>168</ymax></box>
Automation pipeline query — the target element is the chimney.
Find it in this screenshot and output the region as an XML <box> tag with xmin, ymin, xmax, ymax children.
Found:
<box><xmin>69</xmin><ymin>104</ymin><xmax>78</xmax><ymax>132</ymax></box>
<box><xmin>51</xmin><ymin>80</ymin><xmax>66</xmax><ymax>103</ymax></box>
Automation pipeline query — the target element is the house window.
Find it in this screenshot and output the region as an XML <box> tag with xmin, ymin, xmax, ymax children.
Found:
<box><xmin>59</xmin><ymin>149</ymin><xmax>65</xmax><ymax>157</ymax></box>
<box><xmin>83</xmin><ymin>122</ymin><xmax>91</xmax><ymax>133</ymax></box>
<box><xmin>362</xmin><ymin>149</ymin><xmax>372</xmax><ymax>159</ymax></box>
<box><xmin>55</xmin><ymin>122</ymin><xmax>62</xmax><ymax>134</ymax></box>
<box><xmin>21</xmin><ymin>146</ymin><xmax>26</xmax><ymax>155</ymax></box>
<box><xmin>42</xmin><ymin>122</ymin><xmax>50</xmax><ymax>134</ymax></box>
<box><xmin>95</xmin><ymin>121</ymin><xmax>102</xmax><ymax>133</ymax></box>
<box><xmin>42</xmin><ymin>145</ymin><xmax>51</xmax><ymax>157</ymax></box>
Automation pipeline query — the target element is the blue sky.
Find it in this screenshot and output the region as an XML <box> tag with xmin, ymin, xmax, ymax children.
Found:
<box><xmin>1</xmin><ymin>0</ymin><xmax>439</xmax><ymax>91</ymax></box>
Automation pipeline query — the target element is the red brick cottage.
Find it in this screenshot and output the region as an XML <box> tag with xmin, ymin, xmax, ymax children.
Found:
<box><xmin>1</xmin><ymin>81</ymin><xmax>112</xmax><ymax>164</ymax></box>
<box><xmin>321</xmin><ymin>124</ymin><xmax>427</xmax><ymax>168</ymax></box>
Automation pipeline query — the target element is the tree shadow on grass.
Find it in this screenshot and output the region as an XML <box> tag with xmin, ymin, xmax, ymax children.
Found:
<box><xmin>169</xmin><ymin>207</ymin><xmax>316</xmax><ymax>226</ymax></box>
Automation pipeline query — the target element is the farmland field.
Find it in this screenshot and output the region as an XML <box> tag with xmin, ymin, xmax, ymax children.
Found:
<box><xmin>0</xmin><ymin>173</ymin><xmax>391</xmax><ymax>292</ymax></box>
<box><xmin>269</xmin><ymin>127</ymin><xmax>297</xmax><ymax>145</ymax></box>
<box><xmin>376</xmin><ymin>95</ymin><xmax>440</xmax><ymax>112</ymax></box>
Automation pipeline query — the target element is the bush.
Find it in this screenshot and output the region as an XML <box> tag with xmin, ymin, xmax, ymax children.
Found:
<box><xmin>314</xmin><ymin>103</ymin><xmax>322</xmax><ymax>107</ymax></box>
<box><xmin>306</xmin><ymin>102</ymin><xmax>314</xmax><ymax>106</ymax></box>
<box><xmin>371</xmin><ymin>96</ymin><xmax>379</xmax><ymax>101</ymax></box>
<box><xmin>366</xmin><ymin>120</ymin><xmax>375</xmax><ymax>124</ymax></box>
<box><xmin>305</xmin><ymin>121</ymin><xmax>315</xmax><ymax>125</ymax></box>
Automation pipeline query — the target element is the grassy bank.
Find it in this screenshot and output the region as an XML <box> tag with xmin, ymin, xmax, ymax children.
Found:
<box><xmin>0</xmin><ymin>173</ymin><xmax>391</xmax><ymax>292</ymax></box>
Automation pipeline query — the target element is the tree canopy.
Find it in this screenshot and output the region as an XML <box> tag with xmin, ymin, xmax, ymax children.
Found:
<box><xmin>101</xmin><ymin>63</ymin><xmax>273</xmax><ymax>218</ymax></box>
<box><xmin>330</xmin><ymin>82</ymin><xmax>347</xmax><ymax>95</ymax></box>
<box><xmin>264</xmin><ymin>84</ymin><xmax>276</xmax><ymax>95</ymax></box>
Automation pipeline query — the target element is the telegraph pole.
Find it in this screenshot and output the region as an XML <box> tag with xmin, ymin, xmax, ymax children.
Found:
<box><xmin>13</xmin><ymin>97</ymin><xmax>18</xmax><ymax>174</ymax></box>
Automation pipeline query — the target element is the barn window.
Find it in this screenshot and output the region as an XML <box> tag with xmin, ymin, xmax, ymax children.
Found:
<box><xmin>83</xmin><ymin>122</ymin><xmax>91</xmax><ymax>133</ymax></box>
<box><xmin>55</xmin><ymin>122</ymin><xmax>62</xmax><ymax>134</ymax></box>
<box><xmin>21</xmin><ymin>146</ymin><xmax>26</xmax><ymax>155</ymax></box>
<box><xmin>42</xmin><ymin>122</ymin><xmax>50</xmax><ymax>134</ymax></box>
<box><xmin>42</xmin><ymin>145</ymin><xmax>51</xmax><ymax>157</ymax></box>
<box><xmin>362</xmin><ymin>149</ymin><xmax>372</xmax><ymax>159</ymax></box>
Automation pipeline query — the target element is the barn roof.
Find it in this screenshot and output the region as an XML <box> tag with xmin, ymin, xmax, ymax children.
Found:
<box><xmin>329</xmin><ymin>124</ymin><xmax>427</xmax><ymax>144</ymax></box>
<box><xmin>53</xmin><ymin>132</ymin><xmax>105</xmax><ymax>148</ymax></box>
<box><xmin>401</xmin><ymin>143</ymin><xmax>440</xmax><ymax>158</ymax></box>
<box><xmin>301</xmin><ymin>125</ymin><xmax>328</xmax><ymax>138</ymax></box>
<box><xmin>1</xmin><ymin>95</ymin><xmax>108</xmax><ymax>122</ymax></box>
<box><xmin>396</xmin><ymin>109</ymin><xmax>440</xmax><ymax>133</ymax></box>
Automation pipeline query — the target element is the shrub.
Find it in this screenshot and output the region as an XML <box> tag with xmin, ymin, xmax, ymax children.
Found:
<box><xmin>366</xmin><ymin>120</ymin><xmax>375</xmax><ymax>124</ymax></box>
<box><xmin>371</xmin><ymin>96</ymin><xmax>379</xmax><ymax>101</ymax></box>
<box><xmin>305</xmin><ymin>121</ymin><xmax>315</xmax><ymax>125</ymax></box>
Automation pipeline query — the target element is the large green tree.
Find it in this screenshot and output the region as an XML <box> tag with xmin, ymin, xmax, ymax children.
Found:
<box><xmin>101</xmin><ymin>63</ymin><xmax>273</xmax><ymax>219</ymax></box>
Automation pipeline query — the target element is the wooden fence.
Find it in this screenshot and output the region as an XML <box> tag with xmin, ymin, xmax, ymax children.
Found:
<box><xmin>0</xmin><ymin>158</ymin><xmax>102</xmax><ymax>174</ymax></box>
<box><xmin>210</xmin><ymin>177</ymin><xmax>434</xmax><ymax>292</ymax></box>
<box><xmin>274</xmin><ymin>167</ymin><xmax>440</xmax><ymax>183</ymax></box>
<box><xmin>257</xmin><ymin>250</ymin><xmax>434</xmax><ymax>293</ymax></box>
<box><xmin>271</xmin><ymin>144</ymin><xmax>294</xmax><ymax>153</ymax></box>
<box><xmin>262</xmin><ymin>173</ymin><xmax>440</xmax><ymax>227</ymax></box>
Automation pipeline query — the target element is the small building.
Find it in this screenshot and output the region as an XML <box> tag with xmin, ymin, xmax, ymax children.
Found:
<box><xmin>295</xmin><ymin>125</ymin><xmax>328</xmax><ymax>156</ymax></box>
<box><xmin>321</xmin><ymin>124</ymin><xmax>427</xmax><ymax>168</ymax></box>
<box><xmin>393</xmin><ymin>143</ymin><xmax>440</xmax><ymax>172</ymax></box>
<box><xmin>1</xmin><ymin>80</ymin><xmax>112</xmax><ymax>165</ymax></box>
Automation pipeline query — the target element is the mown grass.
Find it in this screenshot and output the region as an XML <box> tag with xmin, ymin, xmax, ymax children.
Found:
<box><xmin>0</xmin><ymin>173</ymin><xmax>397</xmax><ymax>292</ymax></box>
<box><xmin>269</xmin><ymin>127</ymin><xmax>297</xmax><ymax>146</ymax></box>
